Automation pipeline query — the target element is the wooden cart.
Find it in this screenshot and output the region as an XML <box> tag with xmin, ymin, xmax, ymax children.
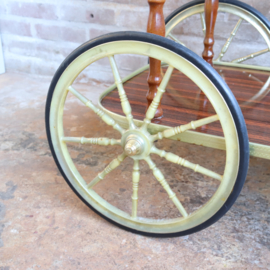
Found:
<box><xmin>45</xmin><ymin>0</ymin><xmax>269</xmax><ymax>237</ymax></box>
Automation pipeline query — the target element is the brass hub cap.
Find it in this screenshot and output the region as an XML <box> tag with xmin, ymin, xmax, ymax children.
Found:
<box><xmin>124</xmin><ymin>135</ymin><xmax>144</xmax><ymax>157</ymax></box>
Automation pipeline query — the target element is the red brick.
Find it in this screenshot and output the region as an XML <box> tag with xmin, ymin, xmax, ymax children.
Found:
<box><xmin>117</xmin><ymin>10</ymin><xmax>148</xmax><ymax>30</ymax></box>
<box><xmin>115</xmin><ymin>54</ymin><xmax>147</xmax><ymax>71</ymax></box>
<box><xmin>9</xmin><ymin>2</ymin><xmax>58</xmax><ymax>20</ymax></box>
<box><xmin>4</xmin><ymin>52</ymin><xmax>59</xmax><ymax>76</ymax></box>
<box><xmin>4</xmin><ymin>39</ymin><xmax>75</xmax><ymax>62</ymax></box>
<box><xmin>59</xmin><ymin>5</ymin><xmax>86</xmax><ymax>22</ymax></box>
<box><xmin>32</xmin><ymin>58</ymin><xmax>58</xmax><ymax>76</ymax></box>
<box><xmin>0</xmin><ymin>19</ymin><xmax>31</xmax><ymax>36</ymax></box>
<box><xmin>89</xmin><ymin>28</ymin><xmax>111</xmax><ymax>39</ymax></box>
<box><xmin>93</xmin><ymin>0</ymin><xmax>187</xmax><ymax>10</ymax></box>
<box><xmin>0</xmin><ymin>4</ymin><xmax>7</xmax><ymax>15</ymax></box>
<box><xmin>86</xmin><ymin>8</ymin><xmax>115</xmax><ymax>25</ymax></box>
<box><xmin>4</xmin><ymin>54</ymin><xmax>32</xmax><ymax>73</ymax></box>
<box><xmin>93</xmin><ymin>0</ymin><xmax>147</xmax><ymax>6</ymax></box>
<box><xmin>60</xmin><ymin>5</ymin><xmax>115</xmax><ymax>25</ymax></box>
<box><xmin>35</xmin><ymin>24</ymin><xmax>86</xmax><ymax>43</ymax></box>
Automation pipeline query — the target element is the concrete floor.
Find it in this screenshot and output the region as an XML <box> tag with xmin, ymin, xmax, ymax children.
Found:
<box><xmin>0</xmin><ymin>73</ymin><xmax>269</xmax><ymax>269</ymax></box>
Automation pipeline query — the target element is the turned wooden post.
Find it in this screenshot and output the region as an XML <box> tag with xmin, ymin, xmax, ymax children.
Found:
<box><xmin>146</xmin><ymin>0</ymin><xmax>166</xmax><ymax>119</ymax></box>
<box><xmin>202</xmin><ymin>0</ymin><xmax>219</xmax><ymax>65</ymax></box>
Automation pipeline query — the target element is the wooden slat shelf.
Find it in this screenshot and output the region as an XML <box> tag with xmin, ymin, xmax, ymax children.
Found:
<box><xmin>101</xmin><ymin>66</ymin><xmax>270</xmax><ymax>147</ymax></box>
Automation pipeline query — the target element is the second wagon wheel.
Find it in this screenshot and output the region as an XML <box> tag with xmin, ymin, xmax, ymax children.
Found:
<box><xmin>45</xmin><ymin>32</ymin><xmax>249</xmax><ymax>237</ymax></box>
<box><xmin>165</xmin><ymin>0</ymin><xmax>270</xmax><ymax>105</ymax></box>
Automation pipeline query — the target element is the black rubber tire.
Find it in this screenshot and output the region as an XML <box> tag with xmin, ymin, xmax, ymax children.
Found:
<box><xmin>45</xmin><ymin>31</ymin><xmax>249</xmax><ymax>237</ymax></box>
<box><xmin>165</xmin><ymin>0</ymin><xmax>270</xmax><ymax>34</ymax></box>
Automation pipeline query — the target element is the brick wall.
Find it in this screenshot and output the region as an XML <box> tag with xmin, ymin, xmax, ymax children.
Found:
<box><xmin>0</xmin><ymin>0</ymin><xmax>270</xmax><ymax>82</ymax></box>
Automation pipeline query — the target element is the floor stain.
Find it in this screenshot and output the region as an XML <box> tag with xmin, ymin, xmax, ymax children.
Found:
<box><xmin>0</xmin><ymin>202</ymin><xmax>6</xmax><ymax>247</ymax></box>
<box><xmin>0</xmin><ymin>181</ymin><xmax>17</xmax><ymax>248</ymax></box>
<box><xmin>0</xmin><ymin>181</ymin><xmax>17</xmax><ymax>201</ymax></box>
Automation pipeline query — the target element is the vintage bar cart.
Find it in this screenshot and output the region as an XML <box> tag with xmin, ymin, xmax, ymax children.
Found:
<box><xmin>45</xmin><ymin>0</ymin><xmax>270</xmax><ymax>237</ymax></box>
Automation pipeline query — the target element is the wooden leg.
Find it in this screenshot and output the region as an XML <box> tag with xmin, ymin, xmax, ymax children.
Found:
<box><xmin>202</xmin><ymin>0</ymin><xmax>219</xmax><ymax>65</ymax></box>
<box><xmin>146</xmin><ymin>0</ymin><xmax>166</xmax><ymax>119</ymax></box>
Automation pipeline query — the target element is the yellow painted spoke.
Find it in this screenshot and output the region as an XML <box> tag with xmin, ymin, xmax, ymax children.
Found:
<box><xmin>109</xmin><ymin>56</ymin><xmax>136</xmax><ymax>130</ymax></box>
<box><xmin>87</xmin><ymin>153</ymin><xmax>126</xmax><ymax>189</ymax></box>
<box><xmin>216</xmin><ymin>19</ymin><xmax>242</xmax><ymax>62</ymax></box>
<box><xmin>213</xmin><ymin>61</ymin><xmax>270</xmax><ymax>72</ymax></box>
<box><xmin>62</xmin><ymin>137</ymin><xmax>121</xmax><ymax>146</ymax></box>
<box><xmin>142</xmin><ymin>66</ymin><xmax>174</xmax><ymax>129</ymax></box>
<box><xmin>131</xmin><ymin>160</ymin><xmax>140</xmax><ymax>219</ymax></box>
<box><xmin>200</xmin><ymin>13</ymin><xmax>206</xmax><ymax>36</ymax></box>
<box><xmin>151</xmin><ymin>146</ymin><xmax>223</xmax><ymax>181</ymax></box>
<box><xmin>68</xmin><ymin>86</ymin><xmax>125</xmax><ymax>134</ymax></box>
<box><xmin>167</xmin><ymin>33</ymin><xmax>186</xmax><ymax>47</ymax></box>
<box><xmin>144</xmin><ymin>156</ymin><xmax>188</xmax><ymax>218</ymax></box>
<box><xmin>248</xmin><ymin>74</ymin><xmax>264</xmax><ymax>84</ymax></box>
<box><xmin>152</xmin><ymin>114</ymin><xmax>219</xmax><ymax>141</ymax></box>
<box><xmin>232</xmin><ymin>48</ymin><xmax>269</xmax><ymax>63</ymax></box>
<box><xmin>245</xmin><ymin>76</ymin><xmax>270</xmax><ymax>104</ymax></box>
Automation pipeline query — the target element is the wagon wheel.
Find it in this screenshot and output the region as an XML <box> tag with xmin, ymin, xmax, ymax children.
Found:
<box><xmin>165</xmin><ymin>0</ymin><xmax>270</xmax><ymax>106</ymax></box>
<box><xmin>45</xmin><ymin>32</ymin><xmax>249</xmax><ymax>237</ymax></box>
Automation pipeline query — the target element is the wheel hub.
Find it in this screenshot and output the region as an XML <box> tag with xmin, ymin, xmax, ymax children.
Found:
<box><xmin>122</xmin><ymin>130</ymin><xmax>152</xmax><ymax>159</ymax></box>
<box><xmin>124</xmin><ymin>135</ymin><xmax>144</xmax><ymax>156</ymax></box>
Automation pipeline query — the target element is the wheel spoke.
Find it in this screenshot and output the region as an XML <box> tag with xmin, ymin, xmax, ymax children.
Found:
<box><xmin>167</xmin><ymin>33</ymin><xmax>186</xmax><ymax>47</ymax></box>
<box><xmin>213</xmin><ymin>60</ymin><xmax>270</xmax><ymax>72</ymax></box>
<box><xmin>232</xmin><ymin>48</ymin><xmax>269</xmax><ymax>63</ymax></box>
<box><xmin>216</xmin><ymin>19</ymin><xmax>243</xmax><ymax>62</ymax></box>
<box><xmin>245</xmin><ymin>76</ymin><xmax>270</xmax><ymax>104</ymax></box>
<box><xmin>248</xmin><ymin>73</ymin><xmax>264</xmax><ymax>84</ymax></box>
<box><xmin>144</xmin><ymin>156</ymin><xmax>188</xmax><ymax>218</ymax></box>
<box><xmin>151</xmin><ymin>146</ymin><xmax>223</xmax><ymax>181</ymax></box>
<box><xmin>200</xmin><ymin>12</ymin><xmax>206</xmax><ymax>36</ymax></box>
<box><xmin>131</xmin><ymin>160</ymin><xmax>140</xmax><ymax>219</ymax></box>
<box><xmin>109</xmin><ymin>56</ymin><xmax>136</xmax><ymax>130</ymax></box>
<box><xmin>68</xmin><ymin>86</ymin><xmax>125</xmax><ymax>134</ymax></box>
<box><xmin>62</xmin><ymin>137</ymin><xmax>121</xmax><ymax>146</ymax></box>
<box><xmin>87</xmin><ymin>153</ymin><xmax>126</xmax><ymax>189</ymax></box>
<box><xmin>142</xmin><ymin>65</ymin><xmax>174</xmax><ymax>129</ymax></box>
<box><xmin>152</xmin><ymin>114</ymin><xmax>219</xmax><ymax>141</ymax></box>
